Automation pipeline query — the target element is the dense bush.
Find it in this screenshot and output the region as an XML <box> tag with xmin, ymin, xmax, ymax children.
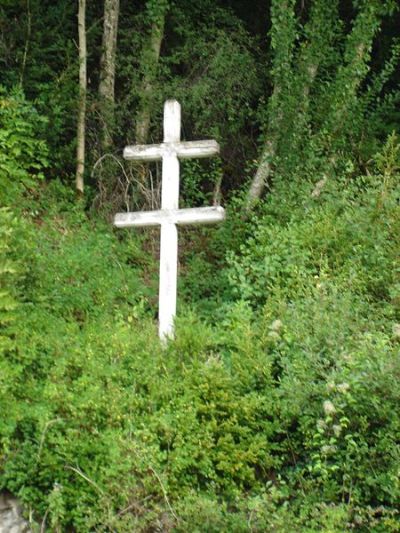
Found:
<box><xmin>0</xmin><ymin>88</ymin><xmax>48</xmax><ymax>204</ymax></box>
<box><xmin>0</xmin><ymin>208</ymin><xmax>22</xmax><ymax>444</ymax></box>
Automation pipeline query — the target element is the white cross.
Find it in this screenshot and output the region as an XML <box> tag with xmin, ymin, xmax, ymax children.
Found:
<box><xmin>114</xmin><ymin>100</ymin><xmax>225</xmax><ymax>341</ymax></box>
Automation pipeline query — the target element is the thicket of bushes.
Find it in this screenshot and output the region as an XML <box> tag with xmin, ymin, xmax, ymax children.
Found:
<box><xmin>0</xmin><ymin>89</ymin><xmax>399</xmax><ymax>530</ymax></box>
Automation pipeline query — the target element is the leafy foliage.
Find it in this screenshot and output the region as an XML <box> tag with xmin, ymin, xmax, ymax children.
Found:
<box><xmin>1</xmin><ymin>137</ymin><xmax>399</xmax><ymax>529</ymax></box>
<box><xmin>0</xmin><ymin>88</ymin><xmax>48</xmax><ymax>204</ymax></box>
<box><xmin>256</xmin><ymin>0</ymin><xmax>400</xmax><ymax>194</ymax></box>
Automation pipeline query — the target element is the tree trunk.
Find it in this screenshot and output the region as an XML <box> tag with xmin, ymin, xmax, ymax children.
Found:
<box><xmin>76</xmin><ymin>0</ymin><xmax>86</xmax><ymax>195</ymax></box>
<box><xmin>317</xmin><ymin>6</ymin><xmax>381</xmax><ymax>186</ymax></box>
<box><xmin>19</xmin><ymin>0</ymin><xmax>32</xmax><ymax>86</ymax></box>
<box><xmin>135</xmin><ymin>3</ymin><xmax>167</xmax><ymax>144</ymax></box>
<box><xmin>247</xmin><ymin>59</ymin><xmax>317</xmax><ymax>206</ymax></box>
<box><xmin>245</xmin><ymin>0</ymin><xmax>294</xmax><ymax>207</ymax></box>
<box><xmin>99</xmin><ymin>0</ymin><xmax>120</xmax><ymax>150</ymax></box>
<box><xmin>246</xmin><ymin>0</ymin><xmax>338</xmax><ymax>207</ymax></box>
<box><xmin>247</xmin><ymin>140</ymin><xmax>275</xmax><ymax>204</ymax></box>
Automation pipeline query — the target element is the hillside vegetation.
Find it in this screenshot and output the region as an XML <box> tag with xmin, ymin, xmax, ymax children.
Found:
<box><xmin>1</xmin><ymin>137</ymin><xmax>399</xmax><ymax>531</ymax></box>
<box><xmin>0</xmin><ymin>0</ymin><xmax>400</xmax><ymax>531</ymax></box>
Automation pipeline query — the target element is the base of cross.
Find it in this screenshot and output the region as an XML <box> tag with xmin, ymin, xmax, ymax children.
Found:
<box><xmin>113</xmin><ymin>99</ymin><xmax>225</xmax><ymax>342</ymax></box>
<box><xmin>114</xmin><ymin>206</ymin><xmax>225</xmax><ymax>342</ymax></box>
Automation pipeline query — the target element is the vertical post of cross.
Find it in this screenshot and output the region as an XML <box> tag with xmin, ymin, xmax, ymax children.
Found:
<box><xmin>159</xmin><ymin>100</ymin><xmax>181</xmax><ymax>340</ymax></box>
<box><xmin>114</xmin><ymin>99</ymin><xmax>224</xmax><ymax>344</ymax></box>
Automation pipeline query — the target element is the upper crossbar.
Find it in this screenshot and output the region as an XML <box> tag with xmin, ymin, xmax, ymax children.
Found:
<box><xmin>114</xmin><ymin>206</ymin><xmax>225</xmax><ymax>228</ymax></box>
<box><xmin>123</xmin><ymin>140</ymin><xmax>219</xmax><ymax>161</ymax></box>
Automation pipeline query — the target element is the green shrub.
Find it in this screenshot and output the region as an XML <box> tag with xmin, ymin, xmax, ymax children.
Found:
<box><xmin>0</xmin><ymin>208</ymin><xmax>20</xmax><ymax>447</ymax></box>
<box><xmin>0</xmin><ymin>87</ymin><xmax>48</xmax><ymax>204</ymax></box>
<box><xmin>1</xmin><ymin>166</ymin><xmax>399</xmax><ymax>531</ymax></box>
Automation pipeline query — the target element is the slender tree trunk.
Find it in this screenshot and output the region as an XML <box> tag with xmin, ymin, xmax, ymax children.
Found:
<box><xmin>317</xmin><ymin>7</ymin><xmax>381</xmax><ymax>188</ymax></box>
<box><xmin>248</xmin><ymin>59</ymin><xmax>317</xmax><ymax>205</ymax></box>
<box><xmin>19</xmin><ymin>0</ymin><xmax>31</xmax><ymax>86</ymax></box>
<box><xmin>99</xmin><ymin>0</ymin><xmax>120</xmax><ymax>150</ymax></box>
<box><xmin>135</xmin><ymin>3</ymin><xmax>167</xmax><ymax>144</ymax></box>
<box><xmin>246</xmin><ymin>0</ymin><xmax>338</xmax><ymax>207</ymax></box>
<box><xmin>76</xmin><ymin>0</ymin><xmax>87</xmax><ymax>195</ymax></box>
<box><xmin>132</xmin><ymin>2</ymin><xmax>168</xmax><ymax>209</ymax></box>
<box><xmin>247</xmin><ymin>140</ymin><xmax>275</xmax><ymax>204</ymax></box>
<box><xmin>246</xmin><ymin>0</ymin><xmax>294</xmax><ymax>207</ymax></box>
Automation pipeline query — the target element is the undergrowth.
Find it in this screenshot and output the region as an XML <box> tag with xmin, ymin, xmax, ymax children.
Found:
<box><xmin>0</xmin><ymin>136</ymin><xmax>399</xmax><ymax>530</ymax></box>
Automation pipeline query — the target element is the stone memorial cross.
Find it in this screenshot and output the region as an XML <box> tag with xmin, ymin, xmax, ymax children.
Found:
<box><xmin>114</xmin><ymin>100</ymin><xmax>225</xmax><ymax>341</ymax></box>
